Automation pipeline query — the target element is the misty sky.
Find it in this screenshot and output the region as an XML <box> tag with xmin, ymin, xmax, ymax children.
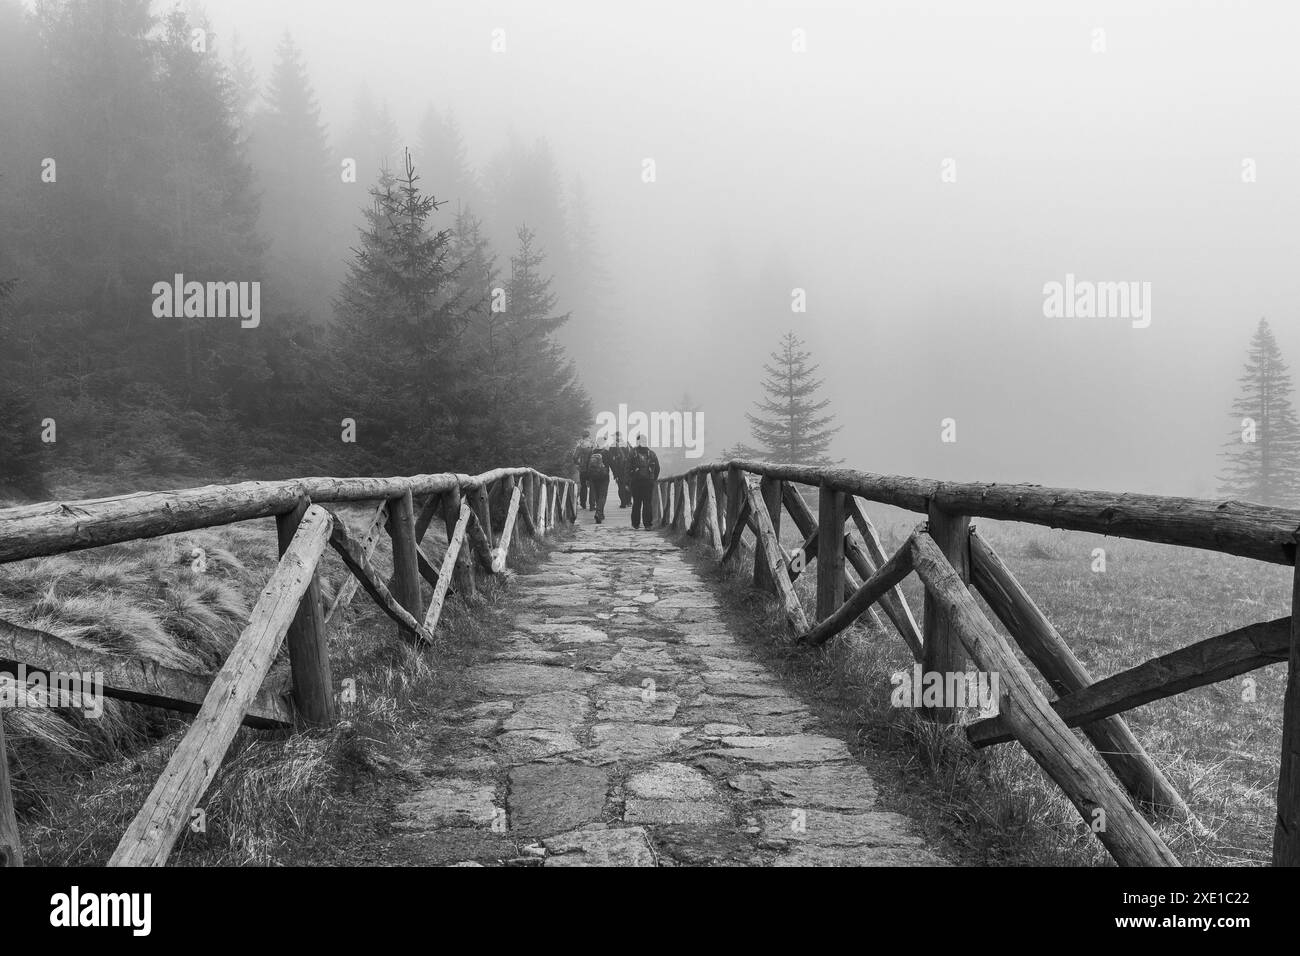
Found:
<box><xmin>209</xmin><ymin>0</ymin><xmax>1300</xmax><ymax>496</ymax></box>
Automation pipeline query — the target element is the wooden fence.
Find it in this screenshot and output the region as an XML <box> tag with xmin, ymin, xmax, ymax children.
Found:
<box><xmin>651</xmin><ymin>459</ymin><xmax>1300</xmax><ymax>867</ymax></box>
<box><xmin>0</xmin><ymin>467</ymin><xmax>577</xmax><ymax>867</ymax></box>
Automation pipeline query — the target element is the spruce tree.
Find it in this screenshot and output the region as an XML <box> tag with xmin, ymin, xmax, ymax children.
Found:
<box><xmin>333</xmin><ymin>151</ymin><xmax>465</xmax><ymax>468</ymax></box>
<box><xmin>736</xmin><ymin>332</ymin><xmax>840</xmax><ymax>465</ymax></box>
<box><xmin>1219</xmin><ymin>318</ymin><xmax>1300</xmax><ymax>506</ymax></box>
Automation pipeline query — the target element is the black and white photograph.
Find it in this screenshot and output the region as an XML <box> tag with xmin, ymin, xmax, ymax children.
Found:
<box><xmin>0</xmin><ymin>0</ymin><xmax>1294</xmax><ymax>930</ymax></box>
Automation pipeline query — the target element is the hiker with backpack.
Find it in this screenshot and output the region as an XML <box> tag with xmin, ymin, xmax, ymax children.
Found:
<box><xmin>572</xmin><ymin>430</ymin><xmax>595</xmax><ymax>510</ymax></box>
<box><xmin>585</xmin><ymin>440</ymin><xmax>614</xmax><ymax>524</ymax></box>
<box><xmin>627</xmin><ymin>433</ymin><xmax>660</xmax><ymax>530</ymax></box>
<box><xmin>609</xmin><ymin>431</ymin><xmax>631</xmax><ymax>508</ymax></box>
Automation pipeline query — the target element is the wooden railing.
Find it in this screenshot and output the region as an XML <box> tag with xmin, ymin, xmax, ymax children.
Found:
<box><xmin>652</xmin><ymin>459</ymin><xmax>1300</xmax><ymax>867</ymax></box>
<box><xmin>0</xmin><ymin>467</ymin><xmax>578</xmax><ymax>867</ymax></box>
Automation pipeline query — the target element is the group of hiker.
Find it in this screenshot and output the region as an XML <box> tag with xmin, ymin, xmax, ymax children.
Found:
<box><xmin>571</xmin><ymin>429</ymin><xmax>661</xmax><ymax>529</ymax></box>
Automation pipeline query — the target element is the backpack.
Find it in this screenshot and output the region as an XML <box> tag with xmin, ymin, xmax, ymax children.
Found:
<box><xmin>587</xmin><ymin>451</ymin><xmax>606</xmax><ymax>478</ymax></box>
<box><xmin>630</xmin><ymin>449</ymin><xmax>654</xmax><ymax>480</ymax></box>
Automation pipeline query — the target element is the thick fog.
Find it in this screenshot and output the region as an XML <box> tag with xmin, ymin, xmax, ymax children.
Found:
<box><xmin>13</xmin><ymin>0</ymin><xmax>1300</xmax><ymax>496</ymax></box>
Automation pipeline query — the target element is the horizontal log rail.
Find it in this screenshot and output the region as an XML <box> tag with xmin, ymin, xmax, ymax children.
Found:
<box><xmin>0</xmin><ymin>464</ymin><xmax>577</xmax><ymax>867</ymax></box>
<box><xmin>659</xmin><ymin>460</ymin><xmax>1300</xmax><ymax>566</ymax></box>
<box><xmin>654</xmin><ymin>458</ymin><xmax>1300</xmax><ymax>867</ymax></box>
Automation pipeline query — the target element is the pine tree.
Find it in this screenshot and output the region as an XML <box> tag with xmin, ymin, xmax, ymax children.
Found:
<box><xmin>333</xmin><ymin>151</ymin><xmax>465</xmax><ymax>467</ymax></box>
<box><xmin>735</xmin><ymin>332</ymin><xmax>840</xmax><ymax>465</ymax></box>
<box><xmin>1219</xmin><ymin>318</ymin><xmax>1300</xmax><ymax>506</ymax></box>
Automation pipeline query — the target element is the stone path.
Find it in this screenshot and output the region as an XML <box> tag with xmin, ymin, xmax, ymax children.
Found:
<box><xmin>393</xmin><ymin>501</ymin><xmax>947</xmax><ymax>866</ymax></box>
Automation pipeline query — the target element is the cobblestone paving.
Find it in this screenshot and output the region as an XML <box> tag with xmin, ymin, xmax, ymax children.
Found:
<box><xmin>391</xmin><ymin>503</ymin><xmax>947</xmax><ymax>867</ymax></box>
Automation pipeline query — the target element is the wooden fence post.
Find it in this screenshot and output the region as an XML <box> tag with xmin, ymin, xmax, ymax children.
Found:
<box><xmin>0</xmin><ymin>714</ymin><xmax>21</xmax><ymax>867</ymax></box>
<box><xmin>472</xmin><ymin>485</ymin><xmax>494</xmax><ymax>546</ymax></box>
<box><xmin>1274</xmin><ymin>556</ymin><xmax>1300</xmax><ymax>865</ymax></box>
<box><xmin>723</xmin><ymin>469</ymin><xmax>741</xmax><ymax>544</ymax></box>
<box><xmin>276</xmin><ymin>497</ymin><xmax>335</xmax><ymax>726</ymax></box>
<box><xmin>442</xmin><ymin>487</ymin><xmax>475</xmax><ymax>597</ymax></box>
<box><xmin>923</xmin><ymin>504</ymin><xmax>970</xmax><ymax>723</ymax></box>
<box><xmin>816</xmin><ymin>486</ymin><xmax>846</xmax><ymax>620</ymax></box>
<box><xmin>386</xmin><ymin>488</ymin><xmax>424</xmax><ymax>639</ymax></box>
<box><xmin>651</xmin><ymin>480</ymin><xmax>663</xmax><ymax>527</ymax></box>
<box><xmin>754</xmin><ymin>478</ymin><xmax>783</xmax><ymax>593</ymax></box>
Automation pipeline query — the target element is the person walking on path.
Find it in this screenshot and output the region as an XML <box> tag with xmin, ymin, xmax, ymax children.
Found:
<box><xmin>609</xmin><ymin>431</ymin><xmax>631</xmax><ymax>508</ymax></box>
<box><xmin>572</xmin><ymin>430</ymin><xmax>595</xmax><ymax>510</ymax></box>
<box><xmin>585</xmin><ymin>439</ymin><xmax>614</xmax><ymax>524</ymax></box>
<box><xmin>628</xmin><ymin>433</ymin><xmax>660</xmax><ymax>530</ymax></box>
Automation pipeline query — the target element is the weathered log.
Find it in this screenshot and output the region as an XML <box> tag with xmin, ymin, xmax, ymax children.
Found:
<box><xmin>788</xmin><ymin>529</ymin><xmax>819</xmax><ymax>582</ymax></box>
<box><xmin>498</xmin><ymin>486</ymin><xmax>523</xmax><ymax>562</ymax></box>
<box><xmin>754</xmin><ymin>478</ymin><xmax>782</xmax><ymax>593</ymax></box>
<box><xmin>424</xmin><ymin>503</ymin><xmax>471</xmax><ymax>632</ymax></box>
<box><xmin>464</xmin><ymin>505</ymin><xmax>497</xmax><ymax>574</ymax></box>
<box><xmin>721</xmin><ymin>498</ymin><xmax>753</xmax><ymax>564</ymax></box>
<box><xmin>702</xmin><ymin>475</ymin><xmax>724</xmax><ymax>552</ymax></box>
<box><xmin>843</xmin><ymin>496</ymin><xmax>923</xmax><ymax>659</ymax></box>
<box><xmin>413</xmin><ymin>493</ymin><xmax>441</xmax><ymax>543</ymax></box>
<box><xmin>327</xmin><ymin>515</ymin><xmax>434</xmax><ymax>646</ymax></box>
<box><xmin>471</xmin><ymin>485</ymin><xmax>494</xmax><ymax>547</ymax></box>
<box><xmin>746</xmin><ymin>482</ymin><xmax>810</xmax><ymax>635</ymax></box>
<box><xmin>276</xmin><ymin>498</ymin><xmax>335</xmax><ymax>727</ymax></box>
<box><xmin>923</xmin><ymin>505</ymin><xmax>970</xmax><ymax>722</ymax></box>
<box><xmin>326</xmin><ymin>500</ymin><xmax>389</xmax><ymax>622</ymax></box>
<box><xmin>668</xmin><ymin>480</ymin><xmax>682</xmax><ymax>532</ymax></box>
<box><xmin>1276</xmin><ymin>561</ymin><xmax>1300</xmax><ymax>865</ymax></box>
<box><xmin>687</xmin><ymin>474</ymin><xmax>708</xmax><ymax>538</ymax></box>
<box><xmin>781</xmin><ymin>483</ymin><xmax>858</xmax><ymax>596</ymax></box>
<box><xmin>967</xmin><ymin>615</ymin><xmax>1292</xmax><ymax>746</ymax></box>
<box><xmin>517</xmin><ymin>490</ymin><xmax>538</xmax><ymax>539</ymax></box>
<box><xmin>108</xmin><ymin>505</ymin><xmax>333</xmax><ymax>867</ymax></box>
<box><xmin>909</xmin><ymin>531</ymin><xmax>1179</xmax><ymax>867</ymax></box>
<box><xmin>724</xmin><ymin>467</ymin><xmax>743</xmax><ymax>546</ymax></box>
<box><xmin>800</xmin><ymin>535</ymin><xmax>916</xmax><ymax>647</ymax></box>
<box><xmin>968</xmin><ymin>531</ymin><xmax>1191</xmax><ymax>820</ymax></box>
<box><xmin>442</xmin><ymin>488</ymin><xmax>476</xmax><ymax>597</ymax></box>
<box><xmin>0</xmin><ymin>617</ymin><xmax>292</xmax><ymax>727</ymax></box>
<box><xmin>386</xmin><ymin>489</ymin><xmax>424</xmax><ymax>639</ymax></box>
<box><xmin>839</xmin><ymin>527</ymin><xmax>892</xmax><ymax>638</ymax></box>
<box><xmin>701</xmin><ymin>460</ymin><xmax>1300</xmax><ymax>566</ymax></box>
<box><xmin>816</xmin><ymin>487</ymin><xmax>846</xmax><ymax>621</ymax></box>
<box><xmin>0</xmin><ymin>706</ymin><xmax>22</xmax><ymax>866</ymax></box>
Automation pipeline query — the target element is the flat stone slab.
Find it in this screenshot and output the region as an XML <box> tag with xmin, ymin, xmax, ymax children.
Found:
<box><xmin>624</xmin><ymin>799</ymin><xmax>732</xmax><ymax>826</ymax></box>
<box><xmin>544</xmin><ymin>826</ymin><xmax>657</xmax><ymax>866</ymax></box>
<box><xmin>714</xmin><ymin>735</ymin><xmax>852</xmax><ymax>765</ymax></box>
<box><xmin>753</xmin><ymin>765</ymin><xmax>879</xmax><ymax>811</ymax></box>
<box><xmin>625</xmin><ymin>762</ymin><xmax>719</xmax><ymax>801</ymax></box>
<box><xmin>394</xmin><ymin>779</ymin><xmax>498</xmax><ymax>829</ymax></box>
<box><xmin>595</xmin><ymin>685</ymin><xmax>680</xmax><ymax>722</ymax></box>
<box><xmin>515</xmin><ymin>622</ymin><xmax>609</xmax><ymax>644</ymax></box>
<box><xmin>758</xmin><ymin>808</ymin><xmax>923</xmax><ymax>847</ymax></box>
<box><xmin>650</xmin><ymin>825</ymin><xmax>767</xmax><ymax>866</ymax></box>
<box><xmin>703</xmin><ymin>681</ymin><xmax>790</xmax><ymax>698</ymax></box>
<box><xmin>772</xmin><ymin>844</ymin><xmax>945</xmax><ymax>866</ymax></box>
<box><xmin>502</xmin><ymin>691</ymin><xmax>592</xmax><ymax>731</ymax></box>
<box><xmin>585</xmin><ymin>723</ymin><xmax>690</xmax><ymax>765</ymax></box>
<box><xmin>496</xmin><ymin>728</ymin><xmax>582</xmax><ymax>762</ymax></box>
<box><xmin>508</xmin><ymin>764</ymin><xmax>608</xmax><ymax>836</ymax></box>
<box><xmin>472</xmin><ymin>662</ymin><xmax>597</xmax><ymax>696</ymax></box>
<box><xmin>691</xmin><ymin>695</ymin><xmax>809</xmax><ymax>717</ymax></box>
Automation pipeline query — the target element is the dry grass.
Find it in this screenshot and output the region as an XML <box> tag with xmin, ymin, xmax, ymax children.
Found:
<box><xmin>681</xmin><ymin>496</ymin><xmax>1292</xmax><ymax>867</ymax></box>
<box><xmin>4</xmin><ymin>495</ymin><xmax>563</xmax><ymax>866</ymax></box>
